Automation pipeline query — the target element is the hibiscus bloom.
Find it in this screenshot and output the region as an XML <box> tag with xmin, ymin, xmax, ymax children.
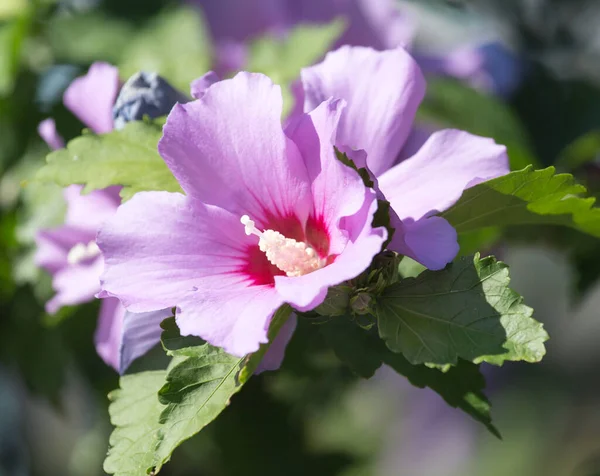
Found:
<box><xmin>300</xmin><ymin>46</ymin><xmax>510</xmax><ymax>269</ymax></box>
<box><xmin>98</xmin><ymin>72</ymin><xmax>387</xmax><ymax>356</ymax></box>
<box><xmin>35</xmin><ymin>63</ymin><xmax>173</xmax><ymax>372</ymax></box>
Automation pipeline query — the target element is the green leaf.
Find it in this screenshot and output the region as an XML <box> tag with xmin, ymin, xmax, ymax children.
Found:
<box><xmin>247</xmin><ymin>20</ymin><xmax>344</xmax><ymax>116</ymax></box>
<box><xmin>320</xmin><ymin>318</ymin><xmax>499</xmax><ymax>437</ymax></box>
<box><xmin>47</xmin><ymin>13</ymin><xmax>134</xmax><ymax>64</ymax></box>
<box><xmin>556</xmin><ymin>129</ymin><xmax>600</xmax><ymax>169</ymax></box>
<box><xmin>0</xmin><ymin>12</ymin><xmax>31</xmax><ymax>96</ymax></box>
<box><xmin>104</xmin><ymin>370</ymin><xmax>166</xmax><ymax>476</ymax></box>
<box><xmin>442</xmin><ymin>166</ymin><xmax>600</xmax><ymax>238</ymax></box>
<box><xmin>376</xmin><ymin>254</ymin><xmax>548</xmax><ymax>366</ymax></box>
<box><xmin>418</xmin><ymin>77</ymin><xmax>539</xmax><ymax>170</ymax></box>
<box><xmin>35</xmin><ymin>120</ymin><xmax>181</xmax><ymax>201</ymax></box>
<box><xmin>119</xmin><ymin>6</ymin><xmax>211</xmax><ymax>93</ymax></box>
<box><xmin>105</xmin><ymin>307</ymin><xmax>292</xmax><ymax>475</ymax></box>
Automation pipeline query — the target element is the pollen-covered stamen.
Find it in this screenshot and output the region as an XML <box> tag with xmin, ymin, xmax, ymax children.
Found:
<box><xmin>240</xmin><ymin>215</ymin><xmax>325</xmax><ymax>277</ymax></box>
<box><xmin>67</xmin><ymin>240</ymin><xmax>101</xmax><ymax>265</ymax></box>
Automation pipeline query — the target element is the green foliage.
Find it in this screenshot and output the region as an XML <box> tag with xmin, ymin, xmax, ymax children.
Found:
<box><xmin>247</xmin><ymin>20</ymin><xmax>344</xmax><ymax>115</ymax></box>
<box><xmin>418</xmin><ymin>77</ymin><xmax>539</xmax><ymax>170</ymax></box>
<box><xmin>556</xmin><ymin>129</ymin><xmax>600</xmax><ymax>169</ymax></box>
<box><xmin>0</xmin><ymin>11</ymin><xmax>31</xmax><ymax>96</ymax></box>
<box><xmin>35</xmin><ymin>120</ymin><xmax>181</xmax><ymax>201</ymax></box>
<box><xmin>442</xmin><ymin>166</ymin><xmax>600</xmax><ymax>237</ymax></box>
<box><xmin>47</xmin><ymin>13</ymin><xmax>134</xmax><ymax>64</ymax></box>
<box><xmin>320</xmin><ymin>317</ymin><xmax>499</xmax><ymax>437</ymax></box>
<box><xmin>104</xmin><ymin>370</ymin><xmax>166</xmax><ymax>476</ymax></box>
<box><xmin>377</xmin><ymin>254</ymin><xmax>548</xmax><ymax>366</ymax></box>
<box><xmin>119</xmin><ymin>6</ymin><xmax>211</xmax><ymax>92</ymax></box>
<box><xmin>105</xmin><ymin>307</ymin><xmax>292</xmax><ymax>475</ymax></box>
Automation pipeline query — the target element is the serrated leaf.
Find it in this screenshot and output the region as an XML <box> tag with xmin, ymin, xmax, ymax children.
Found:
<box><xmin>105</xmin><ymin>307</ymin><xmax>292</xmax><ymax>475</ymax></box>
<box><xmin>320</xmin><ymin>318</ymin><xmax>499</xmax><ymax>437</ymax></box>
<box><xmin>418</xmin><ymin>77</ymin><xmax>539</xmax><ymax>170</ymax></box>
<box><xmin>377</xmin><ymin>254</ymin><xmax>548</xmax><ymax>366</ymax></box>
<box><xmin>35</xmin><ymin>120</ymin><xmax>181</xmax><ymax>201</ymax></box>
<box><xmin>119</xmin><ymin>6</ymin><xmax>211</xmax><ymax>93</ymax></box>
<box><xmin>104</xmin><ymin>370</ymin><xmax>166</xmax><ymax>476</ymax></box>
<box><xmin>442</xmin><ymin>166</ymin><xmax>600</xmax><ymax>238</ymax></box>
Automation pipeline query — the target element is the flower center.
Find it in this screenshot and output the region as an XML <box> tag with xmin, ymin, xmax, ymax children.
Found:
<box><xmin>67</xmin><ymin>240</ymin><xmax>101</xmax><ymax>265</ymax></box>
<box><xmin>241</xmin><ymin>215</ymin><xmax>325</xmax><ymax>277</ymax></box>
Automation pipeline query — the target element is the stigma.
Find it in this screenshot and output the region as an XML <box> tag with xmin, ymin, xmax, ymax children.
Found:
<box><xmin>241</xmin><ymin>215</ymin><xmax>325</xmax><ymax>277</ymax></box>
<box><xmin>67</xmin><ymin>241</ymin><xmax>101</xmax><ymax>265</ymax></box>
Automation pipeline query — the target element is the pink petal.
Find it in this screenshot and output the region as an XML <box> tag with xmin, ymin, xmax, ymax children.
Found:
<box><xmin>63</xmin><ymin>185</ymin><xmax>121</xmax><ymax>232</ymax></box>
<box><xmin>190</xmin><ymin>71</ymin><xmax>220</xmax><ymax>99</ymax></box>
<box><xmin>38</xmin><ymin>119</ymin><xmax>65</xmax><ymax>150</ymax></box>
<box><xmin>255</xmin><ymin>312</ymin><xmax>297</xmax><ymax>374</ymax></box>
<box><xmin>63</xmin><ymin>62</ymin><xmax>120</xmax><ymax>134</ymax></box>
<box><xmin>285</xmin><ymin>98</ymin><xmax>366</xmax><ymax>255</ymax></box>
<box><xmin>34</xmin><ymin>226</ymin><xmax>96</xmax><ymax>275</ymax></box>
<box><xmin>377</xmin><ymin>129</ymin><xmax>509</xmax><ymax>221</ymax></box>
<box><xmin>176</xmin><ymin>285</ymin><xmax>284</xmax><ymax>356</ymax></box>
<box><xmin>158</xmin><ymin>72</ymin><xmax>312</xmax><ymax>225</ymax></box>
<box><xmin>275</xmin><ymin>190</ymin><xmax>387</xmax><ymax>310</ymax></box>
<box><xmin>46</xmin><ymin>256</ymin><xmax>104</xmax><ymax>314</ymax></box>
<box><xmin>98</xmin><ymin>191</ymin><xmax>254</xmax><ymax>313</ymax></box>
<box><xmin>301</xmin><ymin>46</ymin><xmax>425</xmax><ymax>176</ymax></box>
<box><xmin>95</xmin><ymin>297</ymin><xmax>125</xmax><ymax>371</ymax></box>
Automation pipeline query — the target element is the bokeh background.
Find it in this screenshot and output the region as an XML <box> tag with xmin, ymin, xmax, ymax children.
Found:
<box><xmin>2</xmin><ymin>0</ymin><xmax>600</xmax><ymax>475</ymax></box>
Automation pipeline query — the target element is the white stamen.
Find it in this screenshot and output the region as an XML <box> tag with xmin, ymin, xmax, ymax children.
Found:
<box><xmin>240</xmin><ymin>215</ymin><xmax>325</xmax><ymax>277</ymax></box>
<box><xmin>67</xmin><ymin>240</ymin><xmax>101</xmax><ymax>265</ymax></box>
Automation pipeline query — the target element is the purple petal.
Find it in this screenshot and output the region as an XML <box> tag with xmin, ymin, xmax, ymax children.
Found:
<box><xmin>94</xmin><ymin>297</ymin><xmax>125</xmax><ymax>371</ymax></box>
<box><xmin>46</xmin><ymin>256</ymin><xmax>104</xmax><ymax>314</ymax></box>
<box><xmin>158</xmin><ymin>72</ymin><xmax>312</xmax><ymax>224</ymax></box>
<box><xmin>301</xmin><ymin>46</ymin><xmax>425</xmax><ymax>176</ymax></box>
<box><xmin>378</xmin><ymin>129</ymin><xmax>509</xmax><ymax>221</ymax></box>
<box><xmin>95</xmin><ymin>299</ymin><xmax>173</xmax><ymax>373</ymax></box>
<box><xmin>63</xmin><ymin>185</ymin><xmax>120</xmax><ymax>232</ymax></box>
<box><xmin>63</xmin><ymin>62</ymin><xmax>119</xmax><ymax>134</ymax></box>
<box><xmin>255</xmin><ymin>313</ymin><xmax>297</xmax><ymax>374</ymax></box>
<box><xmin>98</xmin><ymin>191</ymin><xmax>252</xmax><ymax>313</ymax></box>
<box><xmin>285</xmin><ymin>98</ymin><xmax>366</xmax><ymax>254</ymax></box>
<box><xmin>176</xmin><ymin>285</ymin><xmax>284</xmax><ymax>356</ymax></box>
<box><xmin>119</xmin><ymin>308</ymin><xmax>173</xmax><ymax>373</ymax></box>
<box><xmin>390</xmin><ymin>216</ymin><xmax>459</xmax><ymax>271</ymax></box>
<box><xmin>38</xmin><ymin>119</ymin><xmax>65</xmax><ymax>150</ymax></box>
<box><xmin>34</xmin><ymin>226</ymin><xmax>96</xmax><ymax>275</ymax></box>
<box><xmin>275</xmin><ymin>190</ymin><xmax>387</xmax><ymax>310</ymax></box>
<box><xmin>190</xmin><ymin>71</ymin><xmax>220</xmax><ymax>99</ymax></box>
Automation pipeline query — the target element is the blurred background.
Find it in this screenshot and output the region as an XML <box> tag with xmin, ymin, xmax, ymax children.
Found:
<box><xmin>2</xmin><ymin>0</ymin><xmax>600</xmax><ymax>475</ymax></box>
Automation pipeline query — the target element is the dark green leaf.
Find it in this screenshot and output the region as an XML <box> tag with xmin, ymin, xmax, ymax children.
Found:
<box><xmin>320</xmin><ymin>318</ymin><xmax>499</xmax><ymax>437</ymax></box>
<box><xmin>35</xmin><ymin>120</ymin><xmax>181</xmax><ymax>201</ymax></box>
<box><xmin>556</xmin><ymin>130</ymin><xmax>600</xmax><ymax>169</ymax></box>
<box><xmin>377</xmin><ymin>254</ymin><xmax>548</xmax><ymax>366</ymax></box>
<box><xmin>442</xmin><ymin>166</ymin><xmax>600</xmax><ymax>238</ymax></box>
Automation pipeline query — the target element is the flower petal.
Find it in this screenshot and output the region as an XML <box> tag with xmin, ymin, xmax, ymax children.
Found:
<box><xmin>285</xmin><ymin>98</ymin><xmax>366</xmax><ymax>254</ymax></box>
<box><xmin>190</xmin><ymin>71</ymin><xmax>219</xmax><ymax>99</ymax></box>
<box><xmin>119</xmin><ymin>308</ymin><xmax>173</xmax><ymax>374</ymax></box>
<box><xmin>35</xmin><ymin>226</ymin><xmax>96</xmax><ymax>275</ymax></box>
<box><xmin>63</xmin><ymin>185</ymin><xmax>120</xmax><ymax>232</ymax></box>
<box><xmin>176</xmin><ymin>286</ymin><xmax>284</xmax><ymax>357</ymax></box>
<box><xmin>98</xmin><ymin>191</ymin><xmax>253</xmax><ymax>313</ymax></box>
<box><xmin>94</xmin><ymin>297</ymin><xmax>125</xmax><ymax>371</ymax></box>
<box><xmin>46</xmin><ymin>256</ymin><xmax>104</xmax><ymax>314</ymax></box>
<box><xmin>158</xmin><ymin>72</ymin><xmax>312</xmax><ymax>224</ymax></box>
<box><xmin>38</xmin><ymin>119</ymin><xmax>65</xmax><ymax>150</ymax></box>
<box><xmin>378</xmin><ymin>129</ymin><xmax>509</xmax><ymax>221</ymax></box>
<box><xmin>275</xmin><ymin>190</ymin><xmax>386</xmax><ymax>310</ymax></box>
<box><xmin>301</xmin><ymin>46</ymin><xmax>425</xmax><ymax>176</ymax></box>
<box><xmin>63</xmin><ymin>62</ymin><xmax>119</xmax><ymax>134</ymax></box>
<box><xmin>255</xmin><ymin>313</ymin><xmax>297</xmax><ymax>374</ymax></box>
<box><xmin>389</xmin><ymin>216</ymin><xmax>459</xmax><ymax>271</ymax></box>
